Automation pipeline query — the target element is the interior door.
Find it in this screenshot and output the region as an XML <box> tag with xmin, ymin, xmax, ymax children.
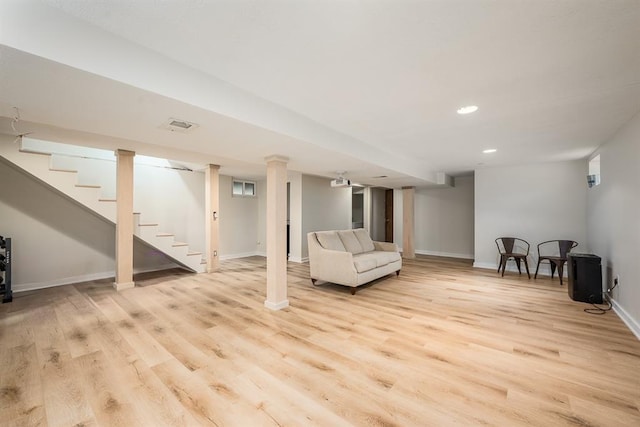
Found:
<box><xmin>385</xmin><ymin>189</ymin><xmax>393</xmax><ymax>242</ymax></box>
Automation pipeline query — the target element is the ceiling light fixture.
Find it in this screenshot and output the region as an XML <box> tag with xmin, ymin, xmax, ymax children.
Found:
<box><xmin>457</xmin><ymin>105</ymin><xmax>478</xmax><ymax>115</ymax></box>
<box><xmin>483</xmin><ymin>148</ymin><xmax>497</xmax><ymax>154</ymax></box>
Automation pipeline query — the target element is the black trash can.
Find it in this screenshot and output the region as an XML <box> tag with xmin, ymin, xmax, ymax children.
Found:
<box><xmin>567</xmin><ymin>253</ymin><xmax>602</xmax><ymax>304</ymax></box>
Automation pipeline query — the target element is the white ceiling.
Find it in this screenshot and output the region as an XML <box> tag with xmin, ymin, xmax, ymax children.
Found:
<box><xmin>1</xmin><ymin>0</ymin><xmax>639</xmax><ymax>187</ymax></box>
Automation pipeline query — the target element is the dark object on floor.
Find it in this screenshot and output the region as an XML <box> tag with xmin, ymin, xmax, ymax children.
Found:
<box><xmin>568</xmin><ymin>253</ymin><xmax>602</xmax><ymax>304</ymax></box>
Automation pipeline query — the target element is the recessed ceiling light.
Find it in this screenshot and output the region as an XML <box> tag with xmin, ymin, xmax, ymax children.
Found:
<box><xmin>483</xmin><ymin>148</ymin><xmax>497</xmax><ymax>154</ymax></box>
<box><xmin>457</xmin><ymin>105</ymin><xmax>478</xmax><ymax>115</ymax></box>
<box><xmin>161</xmin><ymin>117</ymin><xmax>199</xmax><ymax>133</ymax></box>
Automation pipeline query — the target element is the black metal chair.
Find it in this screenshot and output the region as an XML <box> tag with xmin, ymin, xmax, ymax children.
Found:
<box><xmin>495</xmin><ymin>237</ymin><xmax>531</xmax><ymax>279</ymax></box>
<box><xmin>534</xmin><ymin>240</ymin><xmax>578</xmax><ymax>286</ymax></box>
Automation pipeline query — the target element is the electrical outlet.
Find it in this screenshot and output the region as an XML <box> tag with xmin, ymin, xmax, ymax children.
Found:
<box><xmin>608</xmin><ymin>275</ymin><xmax>619</xmax><ymax>293</ymax></box>
<box><xmin>213</xmin><ymin>250</ymin><xmax>217</xmax><ymax>257</ymax></box>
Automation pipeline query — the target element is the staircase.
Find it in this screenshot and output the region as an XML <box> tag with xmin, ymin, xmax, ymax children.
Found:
<box><xmin>0</xmin><ymin>139</ymin><xmax>206</xmax><ymax>273</ymax></box>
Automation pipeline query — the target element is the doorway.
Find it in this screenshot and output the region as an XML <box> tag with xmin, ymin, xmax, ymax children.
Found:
<box><xmin>351</xmin><ymin>186</ymin><xmax>364</xmax><ymax>229</ymax></box>
<box><xmin>385</xmin><ymin>189</ymin><xmax>394</xmax><ymax>242</ymax></box>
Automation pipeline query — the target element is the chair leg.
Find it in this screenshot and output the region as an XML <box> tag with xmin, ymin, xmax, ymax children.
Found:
<box><xmin>500</xmin><ymin>256</ymin><xmax>506</xmax><ymax>277</ymax></box>
<box><xmin>524</xmin><ymin>258</ymin><xmax>531</xmax><ymax>279</ymax></box>
<box><xmin>515</xmin><ymin>258</ymin><xmax>522</xmax><ymax>275</ymax></box>
<box><xmin>534</xmin><ymin>259</ymin><xmax>541</xmax><ymax>279</ymax></box>
<box><xmin>550</xmin><ymin>262</ymin><xmax>556</xmax><ymax>279</ymax></box>
<box><xmin>557</xmin><ymin>261</ymin><xmax>564</xmax><ymax>286</ymax></box>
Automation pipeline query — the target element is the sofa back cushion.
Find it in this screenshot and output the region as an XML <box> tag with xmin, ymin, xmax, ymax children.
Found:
<box><xmin>353</xmin><ymin>228</ymin><xmax>375</xmax><ymax>252</ymax></box>
<box><xmin>337</xmin><ymin>230</ymin><xmax>364</xmax><ymax>254</ymax></box>
<box><xmin>315</xmin><ymin>231</ymin><xmax>346</xmax><ymax>252</ymax></box>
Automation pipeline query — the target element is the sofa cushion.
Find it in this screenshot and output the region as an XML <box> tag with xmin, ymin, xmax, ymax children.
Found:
<box><xmin>338</xmin><ymin>230</ymin><xmax>364</xmax><ymax>254</ymax></box>
<box><xmin>366</xmin><ymin>250</ymin><xmax>402</xmax><ymax>267</ymax></box>
<box><xmin>353</xmin><ymin>228</ymin><xmax>375</xmax><ymax>252</ymax></box>
<box><xmin>315</xmin><ymin>231</ymin><xmax>346</xmax><ymax>252</ymax></box>
<box><xmin>352</xmin><ymin>254</ymin><xmax>378</xmax><ymax>273</ymax></box>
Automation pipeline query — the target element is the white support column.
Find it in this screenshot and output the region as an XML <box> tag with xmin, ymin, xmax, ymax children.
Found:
<box><xmin>402</xmin><ymin>186</ymin><xmax>416</xmax><ymax>259</ymax></box>
<box><xmin>114</xmin><ymin>149</ymin><xmax>135</xmax><ymax>290</ymax></box>
<box><xmin>264</xmin><ymin>155</ymin><xmax>289</xmax><ymax>310</ymax></box>
<box><xmin>205</xmin><ymin>164</ymin><xmax>220</xmax><ymax>273</ymax></box>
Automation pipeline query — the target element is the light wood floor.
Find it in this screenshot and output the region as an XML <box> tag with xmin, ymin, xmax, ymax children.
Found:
<box><xmin>1</xmin><ymin>256</ymin><xmax>639</xmax><ymax>426</ymax></box>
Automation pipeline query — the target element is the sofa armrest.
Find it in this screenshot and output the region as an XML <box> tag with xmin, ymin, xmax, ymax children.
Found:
<box><xmin>373</xmin><ymin>241</ymin><xmax>399</xmax><ymax>252</ymax></box>
<box><xmin>308</xmin><ymin>246</ymin><xmax>359</xmax><ymax>286</ymax></box>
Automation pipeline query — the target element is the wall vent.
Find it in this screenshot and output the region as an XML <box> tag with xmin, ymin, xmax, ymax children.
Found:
<box><xmin>161</xmin><ymin>118</ymin><xmax>199</xmax><ymax>133</ymax></box>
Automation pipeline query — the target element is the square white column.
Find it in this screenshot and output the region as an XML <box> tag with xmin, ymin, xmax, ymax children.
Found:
<box><xmin>264</xmin><ymin>155</ymin><xmax>289</xmax><ymax>310</ymax></box>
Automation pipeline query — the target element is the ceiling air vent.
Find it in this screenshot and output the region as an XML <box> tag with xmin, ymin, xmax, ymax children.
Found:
<box><xmin>161</xmin><ymin>118</ymin><xmax>199</xmax><ymax>133</ymax></box>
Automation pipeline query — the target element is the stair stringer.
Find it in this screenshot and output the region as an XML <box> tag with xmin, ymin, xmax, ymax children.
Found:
<box><xmin>0</xmin><ymin>140</ymin><xmax>206</xmax><ymax>273</ymax></box>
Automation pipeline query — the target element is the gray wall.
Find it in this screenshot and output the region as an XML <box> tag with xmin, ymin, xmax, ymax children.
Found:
<box><xmin>301</xmin><ymin>174</ymin><xmax>351</xmax><ymax>258</ymax></box>
<box><xmin>415</xmin><ymin>175</ymin><xmax>475</xmax><ymax>259</ymax></box>
<box><xmin>587</xmin><ymin>111</ymin><xmax>640</xmax><ymax>337</ymax></box>
<box><xmin>393</xmin><ymin>176</ymin><xmax>475</xmax><ymax>258</ymax></box>
<box><xmin>474</xmin><ymin>160</ymin><xmax>587</xmax><ymax>272</ymax></box>
<box><xmin>370</xmin><ymin>187</ymin><xmax>386</xmax><ymax>241</ymax></box>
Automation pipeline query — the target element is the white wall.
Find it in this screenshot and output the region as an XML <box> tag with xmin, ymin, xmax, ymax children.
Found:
<box><xmin>287</xmin><ymin>172</ymin><xmax>303</xmax><ymax>261</ymax></box>
<box><xmin>587</xmin><ymin>111</ymin><xmax>640</xmax><ymax>337</ymax></box>
<box><xmin>474</xmin><ymin>161</ymin><xmax>587</xmax><ymax>274</ymax></box>
<box><xmin>415</xmin><ymin>176</ymin><xmax>475</xmax><ymax>259</ymax></box>
<box><xmin>135</xmin><ymin>164</ymin><xmax>205</xmax><ymax>254</ymax></box>
<box><xmin>301</xmin><ymin>175</ymin><xmax>351</xmax><ymax>259</ymax></box>
<box><xmin>219</xmin><ymin>175</ymin><xmax>262</xmax><ymax>258</ymax></box>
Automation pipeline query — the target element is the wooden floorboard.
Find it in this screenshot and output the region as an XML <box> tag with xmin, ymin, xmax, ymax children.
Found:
<box><xmin>1</xmin><ymin>255</ymin><xmax>639</xmax><ymax>426</ymax></box>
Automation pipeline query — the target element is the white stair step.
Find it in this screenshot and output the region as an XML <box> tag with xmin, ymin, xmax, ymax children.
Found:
<box><xmin>172</xmin><ymin>242</ymin><xmax>188</xmax><ymax>247</ymax></box>
<box><xmin>75</xmin><ymin>184</ymin><xmax>101</xmax><ymax>189</ymax></box>
<box><xmin>99</xmin><ymin>198</ymin><xmax>116</xmax><ymax>202</ymax></box>
<box><xmin>50</xmin><ymin>168</ymin><xmax>77</xmax><ymax>173</ymax></box>
<box><xmin>139</xmin><ymin>223</ymin><xmax>159</xmax><ymax>227</ymax></box>
<box><xmin>156</xmin><ymin>233</ymin><xmax>174</xmax><ymax>237</ymax></box>
<box><xmin>19</xmin><ymin>149</ymin><xmax>51</xmax><ymax>156</ymax></box>
<box><xmin>187</xmin><ymin>251</ymin><xmax>202</xmax><ymax>256</ymax></box>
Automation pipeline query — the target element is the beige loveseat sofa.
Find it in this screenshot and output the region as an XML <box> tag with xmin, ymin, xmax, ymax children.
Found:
<box><xmin>307</xmin><ymin>229</ymin><xmax>402</xmax><ymax>294</ymax></box>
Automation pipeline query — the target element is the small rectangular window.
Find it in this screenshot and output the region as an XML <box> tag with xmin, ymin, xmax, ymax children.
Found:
<box><xmin>588</xmin><ymin>155</ymin><xmax>601</xmax><ymax>188</ymax></box>
<box><xmin>244</xmin><ymin>182</ymin><xmax>255</xmax><ymax>196</ymax></box>
<box><xmin>232</xmin><ymin>181</ymin><xmax>244</xmax><ymax>196</ymax></box>
<box><xmin>232</xmin><ymin>179</ymin><xmax>256</xmax><ymax>197</ymax></box>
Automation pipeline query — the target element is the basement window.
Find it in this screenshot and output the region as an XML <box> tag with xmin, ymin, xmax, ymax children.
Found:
<box><xmin>588</xmin><ymin>155</ymin><xmax>601</xmax><ymax>188</ymax></box>
<box><xmin>232</xmin><ymin>179</ymin><xmax>256</xmax><ymax>197</ymax></box>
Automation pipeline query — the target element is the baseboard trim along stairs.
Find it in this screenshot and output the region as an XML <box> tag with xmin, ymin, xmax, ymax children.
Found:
<box><xmin>0</xmin><ymin>140</ymin><xmax>206</xmax><ymax>273</ymax></box>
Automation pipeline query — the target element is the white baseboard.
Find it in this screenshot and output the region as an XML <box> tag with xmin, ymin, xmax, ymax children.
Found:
<box><xmin>219</xmin><ymin>251</ymin><xmax>263</xmax><ymax>261</ymax></box>
<box><xmin>13</xmin><ymin>263</ymin><xmax>177</xmax><ymax>293</ymax></box>
<box><xmin>415</xmin><ymin>249</ymin><xmax>473</xmax><ymax>260</ymax></box>
<box><xmin>473</xmin><ymin>261</ymin><xmax>565</xmax><ymax>278</ymax></box>
<box><xmin>288</xmin><ymin>256</ymin><xmax>309</xmax><ymax>263</ymax></box>
<box><xmin>473</xmin><ymin>261</ymin><xmax>496</xmax><ymax>270</ymax></box>
<box><xmin>610</xmin><ymin>298</ymin><xmax>640</xmax><ymax>340</ymax></box>
<box><xmin>264</xmin><ymin>299</ymin><xmax>289</xmax><ymax>310</ymax></box>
